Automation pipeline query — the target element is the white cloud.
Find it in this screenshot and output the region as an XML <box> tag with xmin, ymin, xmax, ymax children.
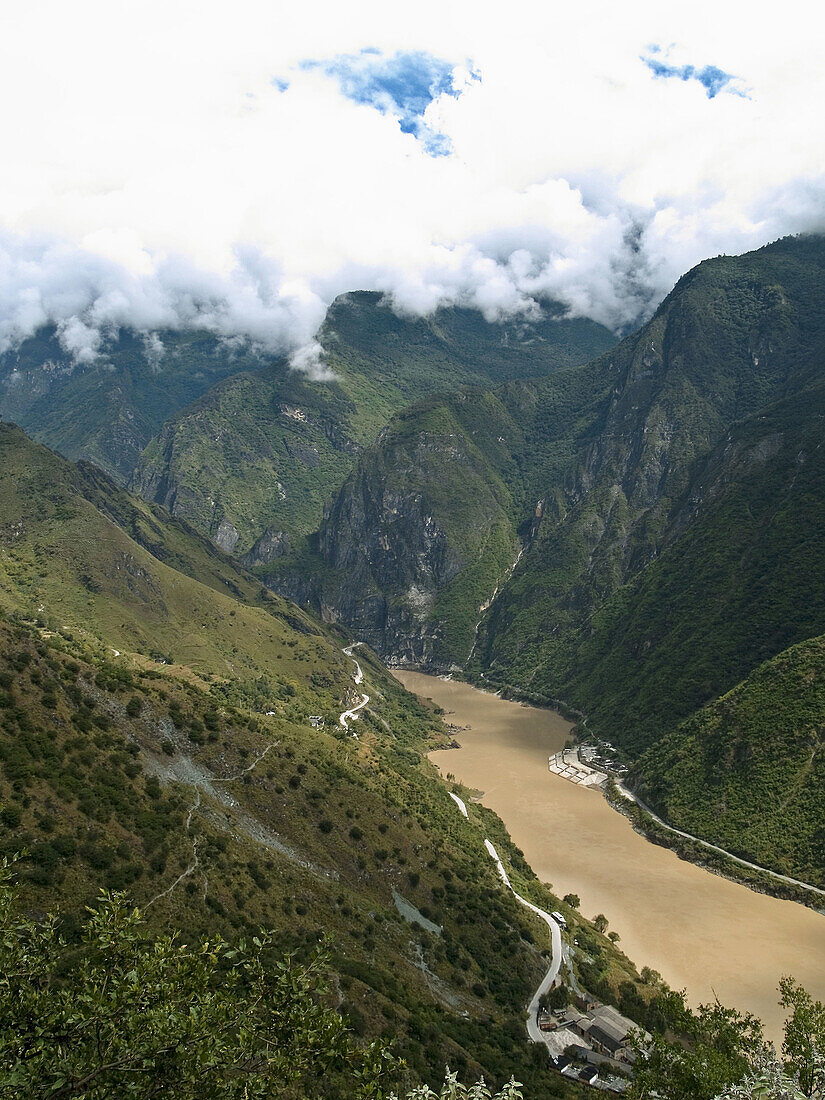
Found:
<box><xmin>0</xmin><ymin>0</ymin><xmax>823</xmax><ymax>364</ymax></box>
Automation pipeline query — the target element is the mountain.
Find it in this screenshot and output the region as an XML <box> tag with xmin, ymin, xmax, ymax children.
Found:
<box><xmin>277</xmin><ymin>237</ymin><xmax>825</xmax><ymax>669</ymax></box>
<box><xmin>632</xmin><ymin>633</ymin><xmax>825</xmax><ymax>887</ymax></box>
<box><xmin>536</xmin><ymin>355</ymin><xmax>825</xmax><ymax>757</ymax></box>
<box><xmin>265</xmin><ymin>366</ymin><xmax>612</xmax><ymax>667</ymax></box>
<box><xmin>130</xmin><ymin>293</ymin><xmax>616</xmax><ymax>555</ymax></box>
<box><xmin>472</xmin><ymin>236</ymin><xmax>825</xmax><ymax>717</ymax></box>
<box><xmin>0</xmin><ymin>420</ymin><xmax>355</xmax><ymax>695</ymax></box>
<box><xmin>0</xmin><ymin>421</ymin><xmax>658</xmax><ymax>1095</ymax></box>
<box><xmin>271</xmin><ymin>235</ymin><xmax>825</xmax><ymax>884</ymax></box>
<box><xmin>0</xmin><ymin>328</ymin><xmax>270</xmax><ymax>482</ymax></box>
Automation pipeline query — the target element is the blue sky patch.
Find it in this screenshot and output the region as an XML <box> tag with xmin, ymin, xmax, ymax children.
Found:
<box><xmin>641</xmin><ymin>50</ymin><xmax>746</xmax><ymax>99</ymax></box>
<box><xmin>284</xmin><ymin>49</ymin><xmax>479</xmax><ymax>155</ymax></box>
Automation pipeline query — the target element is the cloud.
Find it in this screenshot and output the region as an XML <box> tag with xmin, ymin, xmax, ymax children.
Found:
<box><xmin>288</xmin><ymin>339</ymin><xmax>336</xmax><ymax>381</ymax></box>
<box><xmin>292</xmin><ymin>48</ymin><xmax>479</xmax><ymax>155</ymax></box>
<box><xmin>0</xmin><ymin>233</ymin><xmax>327</xmax><ymax>371</ymax></box>
<box><xmin>641</xmin><ymin>50</ymin><xmax>746</xmax><ymax>98</ymax></box>
<box><xmin>0</xmin><ymin>0</ymin><xmax>823</xmax><ymax>369</ymax></box>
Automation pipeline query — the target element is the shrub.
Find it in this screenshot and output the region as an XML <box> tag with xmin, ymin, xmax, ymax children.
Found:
<box><xmin>0</xmin><ymin>805</ymin><xmax>22</xmax><ymax>829</ymax></box>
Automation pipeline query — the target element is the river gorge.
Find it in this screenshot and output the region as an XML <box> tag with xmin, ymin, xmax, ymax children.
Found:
<box><xmin>395</xmin><ymin>671</ymin><xmax>825</xmax><ymax>1045</ymax></box>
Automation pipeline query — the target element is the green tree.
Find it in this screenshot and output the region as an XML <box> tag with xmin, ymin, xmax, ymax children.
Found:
<box><xmin>0</xmin><ymin>857</ymin><xmax>390</xmax><ymax>1099</ymax></box>
<box><xmin>0</xmin><ymin>858</ymin><xmax>525</xmax><ymax>1100</ymax></box>
<box><xmin>780</xmin><ymin>977</ymin><xmax>825</xmax><ymax>1097</ymax></box>
<box><xmin>629</xmin><ymin>997</ymin><xmax>765</xmax><ymax>1100</ymax></box>
<box><xmin>562</xmin><ymin>894</ymin><xmax>580</xmax><ymax>908</ymax></box>
<box><xmin>593</xmin><ymin>913</ymin><xmax>609</xmax><ymax>933</ymax></box>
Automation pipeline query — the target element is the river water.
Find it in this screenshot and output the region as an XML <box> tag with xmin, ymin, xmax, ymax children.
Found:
<box><xmin>395</xmin><ymin>671</ymin><xmax>825</xmax><ymax>1045</ymax></box>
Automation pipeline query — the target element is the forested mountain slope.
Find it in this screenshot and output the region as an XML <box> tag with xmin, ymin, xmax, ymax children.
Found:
<box><xmin>0</xmin><ymin>328</ymin><xmax>268</xmax><ymax>482</ymax></box>
<box><xmin>473</xmin><ymin>235</ymin><xmax>825</xmax><ymax>700</ymax></box>
<box><xmin>536</xmin><ymin>359</ymin><xmax>825</xmax><ymax>756</ymax></box>
<box><xmin>131</xmin><ymin>293</ymin><xmax>615</xmax><ymax>555</ymax></box>
<box><xmin>631</xmin><ymin>633</ymin><xmax>825</xmax><ymax>887</ymax></box>
<box><xmin>0</xmin><ymin>295</ymin><xmax>613</xmax><ymax>559</ymax></box>
<box><xmin>0</xmin><ymin>422</ymin><xmax>657</xmax><ymax>1095</ymax></box>
<box><xmin>265</xmin><ymin>357</ymin><xmax>615</xmax><ymax>667</ymax></box>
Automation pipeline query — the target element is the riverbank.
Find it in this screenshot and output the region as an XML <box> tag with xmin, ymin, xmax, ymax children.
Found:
<box><xmin>457</xmin><ymin>670</ymin><xmax>825</xmax><ymax>911</ymax></box>
<box><xmin>396</xmin><ymin>670</ymin><xmax>825</xmax><ymax>1045</ymax></box>
<box><xmin>603</xmin><ymin>780</ymin><xmax>825</xmax><ymax>912</ymax></box>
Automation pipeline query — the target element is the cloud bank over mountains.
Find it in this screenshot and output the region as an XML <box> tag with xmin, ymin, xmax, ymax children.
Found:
<box><xmin>1</xmin><ymin>0</ymin><xmax>824</xmax><ymax>373</ymax></box>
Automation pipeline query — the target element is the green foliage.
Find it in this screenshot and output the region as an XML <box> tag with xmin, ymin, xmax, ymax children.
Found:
<box><xmin>0</xmin><ymin>860</ymin><xmax>392</xmax><ymax>1099</ymax></box>
<box><xmin>0</xmin><ymin>609</ymin><xmax>567</xmax><ymax>1093</ymax></box>
<box><xmin>130</xmin><ymin>293</ymin><xmax>614</xmax><ymax>555</ymax></box>
<box><xmin>780</xmin><ymin>977</ymin><xmax>825</xmax><ymax>1097</ymax></box>
<box><xmin>630</xmin><ymin>975</ymin><xmax>825</xmax><ymax>1100</ymax></box>
<box><xmin>632</xmin><ymin>634</ymin><xmax>825</xmax><ymax>886</ymax></box>
<box><xmin>629</xmin><ymin>999</ymin><xmax>765</xmax><ymax>1100</ymax></box>
<box><xmin>0</xmin><ymin>328</ymin><xmax>270</xmax><ymax>483</ymax></box>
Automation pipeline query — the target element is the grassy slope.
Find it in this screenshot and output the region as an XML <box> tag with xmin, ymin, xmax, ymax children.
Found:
<box><xmin>0</xmin><ymin>423</ymin><xmax>658</xmax><ymax>1095</ymax></box>
<box><xmin>0</xmin><ymin>612</ymin><xmax>667</xmax><ymax>1095</ymax></box>
<box><xmin>130</xmin><ymin>294</ymin><xmax>616</xmax><ymax>555</ymax></box>
<box><xmin>633</xmin><ymin>634</ymin><xmax>825</xmax><ymax>887</ymax></box>
<box><xmin>0</xmin><ymin>422</ymin><xmax>354</xmax><ymax>698</ymax></box>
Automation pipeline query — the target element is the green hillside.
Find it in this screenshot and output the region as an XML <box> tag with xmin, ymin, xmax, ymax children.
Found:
<box><xmin>131</xmin><ymin>294</ymin><xmax>615</xmax><ymax>556</ymax></box>
<box><xmin>0</xmin><ymin>328</ymin><xmax>269</xmax><ymax>482</ymax></box>
<box><xmin>633</xmin><ymin>633</ymin><xmax>825</xmax><ymax>887</ymax></box>
<box><xmin>473</xmin><ymin>235</ymin><xmax>825</xmax><ymax>702</ymax></box>
<box><xmin>282</xmin><ymin>236</ymin><xmax>825</xmax><ymax>682</ymax></box>
<box><xmin>0</xmin><ymin>422</ymin><xmax>661</xmax><ymax>1095</ymax></box>
<box><xmin>0</xmin><ymin>422</ymin><xmax>355</xmax><ymax>698</ymax></box>
<box><xmin>544</xmin><ymin>366</ymin><xmax>825</xmax><ymax>757</ymax></box>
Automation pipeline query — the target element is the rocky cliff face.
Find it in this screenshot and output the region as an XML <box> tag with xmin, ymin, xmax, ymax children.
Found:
<box><xmin>268</xmin><ymin>394</ymin><xmax>526</xmax><ymax>669</ymax></box>
<box><xmin>274</xmin><ymin>237</ymin><xmax>825</xmax><ymax>703</ymax></box>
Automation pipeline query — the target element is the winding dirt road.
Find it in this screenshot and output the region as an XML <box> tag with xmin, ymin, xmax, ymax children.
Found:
<box><xmin>339</xmin><ymin>643</ymin><xmax>370</xmax><ymax>731</ymax></box>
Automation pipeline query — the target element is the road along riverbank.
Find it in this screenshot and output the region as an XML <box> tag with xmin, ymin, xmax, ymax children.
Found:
<box><xmin>395</xmin><ymin>670</ymin><xmax>825</xmax><ymax>1046</ymax></box>
<box><xmin>444</xmin><ymin>789</ymin><xmax>563</xmax><ymax>1046</ymax></box>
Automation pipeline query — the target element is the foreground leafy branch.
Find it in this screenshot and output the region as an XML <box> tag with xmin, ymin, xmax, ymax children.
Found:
<box><xmin>0</xmin><ymin>858</ymin><xmax>523</xmax><ymax>1100</ymax></box>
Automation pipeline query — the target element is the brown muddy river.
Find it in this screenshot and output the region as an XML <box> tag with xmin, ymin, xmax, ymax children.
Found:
<box><xmin>396</xmin><ymin>671</ymin><xmax>825</xmax><ymax>1044</ymax></box>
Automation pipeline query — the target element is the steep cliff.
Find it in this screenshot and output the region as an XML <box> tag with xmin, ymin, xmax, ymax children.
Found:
<box><xmin>130</xmin><ymin>292</ymin><xmax>615</xmax><ymax>555</ymax></box>
<box><xmin>475</xmin><ymin>236</ymin><xmax>825</xmax><ymax>722</ymax></box>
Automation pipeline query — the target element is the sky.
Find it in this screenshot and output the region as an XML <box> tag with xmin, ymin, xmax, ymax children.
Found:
<box><xmin>1</xmin><ymin>0</ymin><xmax>824</xmax><ymax>373</ymax></box>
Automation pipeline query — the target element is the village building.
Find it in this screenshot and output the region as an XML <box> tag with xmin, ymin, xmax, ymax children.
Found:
<box><xmin>564</xmin><ymin>1003</ymin><xmax>650</xmax><ymax>1059</ymax></box>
